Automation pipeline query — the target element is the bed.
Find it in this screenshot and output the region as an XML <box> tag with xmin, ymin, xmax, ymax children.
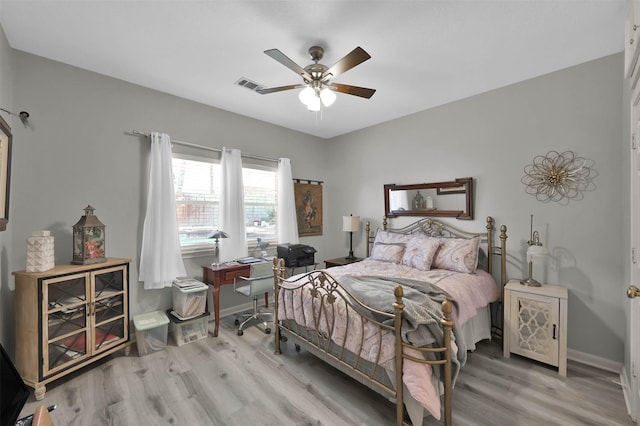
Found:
<box><xmin>272</xmin><ymin>216</ymin><xmax>507</xmax><ymax>426</ymax></box>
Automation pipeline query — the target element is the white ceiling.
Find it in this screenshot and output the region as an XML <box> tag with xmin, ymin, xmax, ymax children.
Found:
<box><xmin>0</xmin><ymin>1</ymin><xmax>627</xmax><ymax>139</ymax></box>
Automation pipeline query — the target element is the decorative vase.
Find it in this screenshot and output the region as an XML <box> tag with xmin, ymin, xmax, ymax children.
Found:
<box><xmin>26</xmin><ymin>230</ymin><xmax>55</xmax><ymax>272</ymax></box>
<box><xmin>413</xmin><ymin>191</ymin><xmax>425</xmax><ymax>210</ymax></box>
<box><xmin>426</xmin><ymin>196</ymin><xmax>434</xmax><ymax>209</ymax></box>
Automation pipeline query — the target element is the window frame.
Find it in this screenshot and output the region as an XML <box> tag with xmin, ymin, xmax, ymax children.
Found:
<box><xmin>172</xmin><ymin>153</ymin><xmax>278</xmax><ymax>258</ymax></box>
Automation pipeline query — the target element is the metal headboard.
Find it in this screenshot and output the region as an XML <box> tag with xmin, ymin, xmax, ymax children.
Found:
<box><xmin>366</xmin><ymin>216</ymin><xmax>508</xmax><ymax>297</ymax></box>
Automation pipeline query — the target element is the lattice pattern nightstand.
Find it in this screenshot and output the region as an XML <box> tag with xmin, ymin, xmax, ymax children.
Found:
<box><xmin>503</xmin><ymin>280</ymin><xmax>568</xmax><ymax>376</ymax></box>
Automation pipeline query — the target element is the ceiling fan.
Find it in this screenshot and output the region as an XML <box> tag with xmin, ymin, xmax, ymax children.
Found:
<box><xmin>257</xmin><ymin>45</ymin><xmax>376</xmax><ymax>111</ymax></box>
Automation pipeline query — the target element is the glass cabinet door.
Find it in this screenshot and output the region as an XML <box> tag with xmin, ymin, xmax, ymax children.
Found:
<box><xmin>92</xmin><ymin>266</ymin><xmax>127</xmax><ymax>352</ymax></box>
<box><xmin>43</xmin><ymin>273</ymin><xmax>90</xmax><ymax>375</ymax></box>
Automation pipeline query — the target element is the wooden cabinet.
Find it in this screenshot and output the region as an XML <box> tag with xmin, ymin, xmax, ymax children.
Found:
<box><xmin>503</xmin><ymin>280</ymin><xmax>568</xmax><ymax>376</ymax></box>
<box><xmin>13</xmin><ymin>258</ymin><xmax>130</xmax><ymax>400</ymax></box>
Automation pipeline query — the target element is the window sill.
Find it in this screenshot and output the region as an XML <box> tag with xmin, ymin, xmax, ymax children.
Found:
<box><xmin>181</xmin><ymin>246</ymin><xmax>215</xmax><ymax>259</ymax></box>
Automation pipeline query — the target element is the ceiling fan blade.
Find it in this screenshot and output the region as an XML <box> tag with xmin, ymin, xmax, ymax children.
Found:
<box><xmin>322</xmin><ymin>47</ymin><xmax>371</xmax><ymax>81</ymax></box>
<box><xmin>264</xmin><ymin>49</ymin><xmax>313</xmax><ymax>81</ymax></box>
<box><xmin>330</xmin><ymin>83</ymin><xmax>376</xmax><ymax>99</ymax></box>
<box><xmin>256</xmin><ymin>84</ymin><xmax>304</xmax><ymax>95</ymax></box>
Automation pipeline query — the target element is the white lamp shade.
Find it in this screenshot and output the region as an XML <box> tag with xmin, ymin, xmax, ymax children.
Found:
<box><xmin>320</xmin><ymin>87</ymin><xmax>336</xmax><ymax>107</ymax></box>
<box><xmin>527</xmin><ymin>245</ymin><xmax>550</xmax><ymax>263</ymax></box>
<box><xmin>306</xmin><ymin>96</ymin><xmax>321</xmax><ymax>111</ymax></box>
<box><xmin>342</xmin><ymin>215</ymin><xmax>361</xmax><ymax>232</ymax></box>
<box><xmin>299</xmin><ymin>86</ymin><xmax>315</xmax><ymax>105</ymax></box>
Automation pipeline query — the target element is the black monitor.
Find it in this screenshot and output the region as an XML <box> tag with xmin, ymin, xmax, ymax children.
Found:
<box><xmin>0</xmin><ymin>344</ymin><xmax>30</xmax><ymax>426</ymax></box>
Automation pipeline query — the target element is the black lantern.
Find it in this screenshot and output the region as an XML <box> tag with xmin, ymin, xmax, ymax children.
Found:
<box><xmin>72</xmin><ymin>205</ymin><xmax>106</xmax><ymax>265</ymax></box>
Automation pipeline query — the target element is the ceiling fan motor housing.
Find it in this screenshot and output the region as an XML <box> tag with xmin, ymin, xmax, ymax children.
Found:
<box><xmin>308</xmin><ymin>45</ymin><xmax>324</xmax><ymax>62</ymax></box>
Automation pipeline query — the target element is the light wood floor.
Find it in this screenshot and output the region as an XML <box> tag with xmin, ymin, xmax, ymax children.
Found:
<box><xmin>20</xmin><ymin>316</ymin><xmax>635</xmax><ymax>426</ymax></box>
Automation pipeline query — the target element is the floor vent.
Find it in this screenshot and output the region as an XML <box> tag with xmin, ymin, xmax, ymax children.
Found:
<box><xmin>235</xmin><ymin>77</ymin><xmax>264</xmax><ymax>92</ymax></box>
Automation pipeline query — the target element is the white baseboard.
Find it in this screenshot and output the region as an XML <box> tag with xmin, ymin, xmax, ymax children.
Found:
<box><xmin>567</xmin><ymin>348</ymin><xmax>622</xmax><ymax>373</ymax></box>
<box><xmin>621</xmin><ymin>366</ymin><xmax>634</xmax><ymax>420</ymax></box>
<box><xmin>219</xmin><ymin>302</ymin><xmax>255</xmax><ymax>319</ymax></box>
<box><xmin>216</xmin><ymin>296</ymin><xmax>275</xmax><ymax>321</ymax></box>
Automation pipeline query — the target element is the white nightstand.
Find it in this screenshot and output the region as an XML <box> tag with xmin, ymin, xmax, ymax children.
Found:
<box><xmin>503</xmin><ymin>280</ymin><xmax>568</xmax><ymax>376</ymax></box>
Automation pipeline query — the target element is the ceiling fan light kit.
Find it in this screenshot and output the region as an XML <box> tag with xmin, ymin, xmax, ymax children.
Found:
<box><xmin>319</xmin><ymin>87</ymin><xmax>336</xmax><ymax>107</ymax></box>
<box><xmin>257</xmin><ymin>45</ymin><xmax>375</xmax><ymax>111</ymax></box>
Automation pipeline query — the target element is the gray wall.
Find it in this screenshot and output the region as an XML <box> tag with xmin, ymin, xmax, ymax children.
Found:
<box><xmin>0</xmin><ymin>37</ymin><xmax>627</xmax><ymax>366</ymax></box>
<box><xmin>327</xmin><ymin>53</ymin><xmax>625</xmax><ymax>362</ymax></box>
<box><xmin>4</xmin><ymin>49</ymin><xmax>330</xmax><ymax>355</ymax></box>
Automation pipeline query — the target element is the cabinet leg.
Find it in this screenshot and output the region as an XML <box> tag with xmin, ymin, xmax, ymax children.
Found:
<box><xmin>34</xmin><ymin>384</ymin><xmax>46</xmax><ymax>401</ymax></box>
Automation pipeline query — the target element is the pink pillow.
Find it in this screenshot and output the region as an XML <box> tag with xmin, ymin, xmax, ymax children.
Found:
<box><xmin>433</xmin><ymin>236</ymin><xmax>480</xmax><ymax>273</ymax></box>
<box><xmin>370</xmin><ymin>243</ymin><xmax>405</xmax><ymax>263</ymax></box>
<box><xmin>401</xmin><ymin>234</ymin><xmax>442</xmax><ymax>271</ymax></box>
<box><xmin>373</xmin><ymin>229</ymin><xmax>413</xmax><ymax>245</ymax></box>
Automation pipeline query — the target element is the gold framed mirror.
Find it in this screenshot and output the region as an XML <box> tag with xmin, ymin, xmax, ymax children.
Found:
<box><xmin>384</xmin><ymin>177</ymin><xmax>474</xmax><ymax>220</ymax></box>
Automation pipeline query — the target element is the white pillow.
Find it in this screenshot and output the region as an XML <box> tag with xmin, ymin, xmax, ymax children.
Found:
<box><xmin>370</xmin><ymin>242</ymin><xmax>405</xmax><ymax>264</ymax></box>
<box><xmin>432</xmin><ymin>236</ymin><xmax>480</xmax><ymax>274</ymax></box>
<box><xmin>401</xmin><ymin>234</ymin><xmax>442</xmax><ymax>271</ymax></box>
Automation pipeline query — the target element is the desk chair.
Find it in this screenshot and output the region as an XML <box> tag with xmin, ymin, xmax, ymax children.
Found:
<box><xmin>233</xmin><ymin>262</ymin><xmax>274</xmax><ymax>336</ymax></box>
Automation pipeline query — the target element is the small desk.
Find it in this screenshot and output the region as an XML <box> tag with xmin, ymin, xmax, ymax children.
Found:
<box><xmin>324</xmin><ymin>257</ymin><xmax>364</xmax><ymax>268</ymax></box>
<box><xmin>201</xmin><ymin>263</ymin><xmax>251</xmax><ymax>337</ymax></box>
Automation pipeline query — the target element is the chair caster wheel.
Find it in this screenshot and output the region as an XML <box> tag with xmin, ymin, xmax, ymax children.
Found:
<box><xmin>237</xmin><ymin>330</ymin><xmax>244</xmax><ymax>336</ymax></box>
<box><xmin>280</xmin><ymin>335</ymin><xmax>288</xmax><ymax>342</ymax></box>
<box><xmin>234</xmin><ymin>319</ymin><xmax>240</xmax><ymax>325</ymax></box>
<box><xmin>295</xmin><ymin>344</ymin><xmax>301</xmax><ymax>352</ymax></box>
<box><xmin>265</xmin><ymin>328</ymin><xmax>271</xmax><ymax>334</ymax></box>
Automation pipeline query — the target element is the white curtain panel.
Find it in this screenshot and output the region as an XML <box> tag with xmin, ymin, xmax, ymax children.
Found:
<box><xmin>220</xmin><ymin>148</ymin><xmax>247</xmax><ymax>261</ymax></box>
<box><xmin>277</xmin><ymin>158</ymin><xmax>299</xmax><ymax>244</ymax></box>
<box><xmin>139</xmin><ymin>132</ymin><xmax>186</xmax><ymax>289</ymax></box>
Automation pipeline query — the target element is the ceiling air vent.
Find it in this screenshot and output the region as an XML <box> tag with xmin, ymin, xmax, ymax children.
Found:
<box><xmin>235</xmin><ymin>77</ymin><xmax>264</xmax><ymax>93</ymax></box>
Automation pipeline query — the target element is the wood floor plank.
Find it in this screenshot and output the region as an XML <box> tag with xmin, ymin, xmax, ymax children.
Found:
<box><xmin>19</xmin><ymin>317</ymin><xmax>634</xmax><ymax>426</ymax></box>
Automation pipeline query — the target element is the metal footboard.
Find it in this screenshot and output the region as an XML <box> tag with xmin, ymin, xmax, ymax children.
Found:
<box><xmin>272</xmin><ymin>258</ymin><xmax>454</xmax><ymax>426</ymax></box>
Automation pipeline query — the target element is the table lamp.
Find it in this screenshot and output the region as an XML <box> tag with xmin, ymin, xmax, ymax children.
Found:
<box><xmin>253</xmin><ymin>237</ymin><xmax>270</xmax><ymax>258</ymax></box>
<box><xmin>520</xmin><ymin>215</ymin><xmax>549</xmax><ymax>287</ymax></box>
<box><xmin>209</xmin><ymin>230</ymin><xmax>229</xmax><ymax>266</ymax></box>
<box><xmin>342</xmin><ymin>214</ymin><xmax>361</xmax><ymax>260</ymax></box>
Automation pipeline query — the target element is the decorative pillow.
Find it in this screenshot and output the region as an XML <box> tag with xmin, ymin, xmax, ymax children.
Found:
<box><xmin>433</xmin><ymin>236</ymin><xmax>480</xmax><ymax>274</ymax></box>
<box><xmin>373</xmin><ymin>229</ymin><xmax>413</xmax><ymax>246</ymax></box>
<box><xmin>370</xmin><ymin>242</ymin><xmax>405</xmax><ymax>264</ymax></box>
<box><xmin>401</xmin><ymin>234</ymin><xmax>442</xmax><ymax>271</ymax></box>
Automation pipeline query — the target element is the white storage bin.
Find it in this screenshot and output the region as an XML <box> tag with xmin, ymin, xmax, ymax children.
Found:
<box><xmin>172</xmin><ymin>279</ymin><xmax>208</xmax><ymax>319</ymax></box>
<box><xmin>168</xmin><ymin>310</ymin><xmax>209</xmax><ymax>346</ymax></box>
<box><xmin>133</xmin><ymin>311</ymin><xmax>169</xmax><ymax>356</ymax></box>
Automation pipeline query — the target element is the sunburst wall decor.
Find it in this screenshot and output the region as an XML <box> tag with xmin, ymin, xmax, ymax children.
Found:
<box><xmin>521</xmin><ymin>150</ymin><xmax>592</xmax><ymax>202</ymax></box>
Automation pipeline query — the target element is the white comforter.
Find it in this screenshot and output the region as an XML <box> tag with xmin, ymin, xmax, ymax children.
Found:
<box><xmin>277</xmin><ymin>259</ymin><xmax>499</xmax><ymax>421</ymax></box>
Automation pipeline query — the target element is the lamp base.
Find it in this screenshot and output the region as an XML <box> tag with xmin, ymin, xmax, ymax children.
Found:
<box><xmin>519</xmin><ymin>277</ymin><xmax>542</xmax><ymax>287</ymax></box>
<box><xmin>212</xmin><ymin>243</ymin><xmax>220</xmax><ymax>266</ymax></box>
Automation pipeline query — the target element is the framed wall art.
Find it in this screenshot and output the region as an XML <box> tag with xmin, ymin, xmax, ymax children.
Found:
<box><xmin>294</xmin><ymin>180</ymin><xmax>323</xmax><ymax>237</ymax></box>
<box><xmin>0</xmin><ymin>116</ymin><xmax>12</xmax><ymax>231</ymax></box>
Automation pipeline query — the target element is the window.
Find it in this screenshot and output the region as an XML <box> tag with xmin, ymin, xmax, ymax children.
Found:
<box><xmin>172</xmin><ymin>154</ymin><xmax>277</xmax><ymax>253</ymax></box>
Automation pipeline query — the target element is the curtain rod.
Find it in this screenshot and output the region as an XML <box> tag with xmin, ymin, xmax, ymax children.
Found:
<box><xmin>293</xmin><ymin>178</ymin><xmax>324</xmax><ymax>185</ymax></box>
<box><xmin>130</xmin><ymin>130</ymin><xmax>279</xmax><ymax>163</ymax></box>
